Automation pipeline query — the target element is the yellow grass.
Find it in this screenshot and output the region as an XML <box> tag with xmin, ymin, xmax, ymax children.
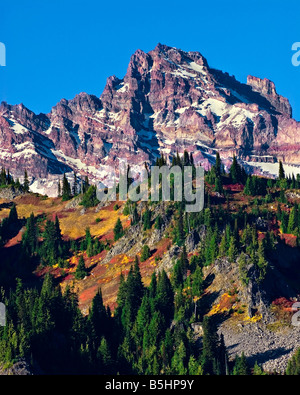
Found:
<box><xmin>243</xmin><ymin>313</ymin><xmax>262</xmax><ymax>323</ymax></box>
<box><xmin>0</xmin><ymin>196</ymin><xmax>128</xmax><ymax>240</ymax></box>
<box><xmin>59</xmin><ymin>207</ymin><xmax>127</xmax><ymax>239</ymax></box>
<box><xmin>0</xmin><ymin>196</ymin><xmax>65</xmax><ymax>221</ymax></box>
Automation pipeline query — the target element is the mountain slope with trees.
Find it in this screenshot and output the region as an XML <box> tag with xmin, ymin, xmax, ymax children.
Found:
<box><xmin>0</xmin><ymin>153</ymin><xmax>300</xmax><ymax>375</ymax></box>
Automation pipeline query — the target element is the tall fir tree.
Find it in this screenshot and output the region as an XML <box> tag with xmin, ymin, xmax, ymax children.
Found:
<box><xmin>88</xmin><ymin>288</ymin><xmax>107</xmax><ymax>341</ymax></box>
<box><xmin>230</xmin><ymin>155</ymin><xmax>240</xmax><ymax>184</ymax></box>
<box><xmin>201</xmin><ymin>315</ymin><xmax>219</xmax><ymax>375</ymax></box>
<box><xmin>114</xmin><ymin>218</ymin><xmax>124</xmax><ymax>241</ymax></box>
<box><xmin>62</xmin><ymin>173</ymin><xmax>71</xmax><ymax>201</ymax></box>
<box><xmin>72</xmin><ymin>172</ymin><xmax>77</xmax><ymax>196</ymax></box>
<box><xmin>278</xmin><ymin>160</ymin><xmax>285</xmax><ymax>180</ymax></box>
<box><xmin>23</xmin><ymin>170</ymin><xmax>29</xmax><ymax>192</ymax></box>
<box><xmin>215</xmin><ymin>152</ymin><xmax>222</xmax><ymax>177</ymax></box>
<box><xmin>75</xmin><ymin>255</ymin><xmax>87</xmax><ymax>280</ymax></box>
<box><xmin>22</xmin><ymin>212</ymin><xmax>38</xmax><ymax>256</ymax></box>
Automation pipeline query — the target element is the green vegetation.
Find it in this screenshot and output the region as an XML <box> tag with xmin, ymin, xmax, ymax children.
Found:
<box><xmin>113</xmin><ymin>218</ymin><xmax>124</xmax><ymax>241</ymax></box>
<box><xmin>75</xmin><ymin>255</ymin><xmax>87</xmax><ymax>279</ymax></box>
<box><xmin>80</xmin><ymin>185</ymin><xmax>99</xmax><ymax>208</ymax></box>
<box><xmin>0</xmin><ymin>153</ymin><xmax>300</xmax><ymax>375</ymax></box>
<box><xmin>0</xmin><ymin>167</ymin><xmax>29</xmax><ymax>192</ymax></box>
<box><xmin>21</xmin><ymin>214</ymin><xmax>69</xmax><ymax>267</ymax></box>
<box><xmin>140</xmin><ymin>245</ymin><xmax>151</xmax><ymax>262</ymax></box>
<box><xmin>286</xmin><ymin>348</ymin><xmax>300</xmax><ymax>375</ymax></box>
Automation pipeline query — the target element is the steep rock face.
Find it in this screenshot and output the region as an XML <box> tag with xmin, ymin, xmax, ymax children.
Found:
<box><xmin>0</xmin><ymin>43</ymin><xmax>299</xmax><ymax>194</ymax></box>
<box><xmin>0</xmin><ymin>102</ymin><xmax>71</xmax><ymax>178</ymax></box>
<box><xmin>247</xmin><ymin>76</ymin><xmax>292</xmax><ymax>117</ymax></box>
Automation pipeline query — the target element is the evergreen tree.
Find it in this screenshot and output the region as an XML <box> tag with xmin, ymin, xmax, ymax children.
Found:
<box><xmin>172</xmin><ymin>260</ymin><xmax>184</xmax><ymax>289</ymax></box>
<box><xmin>57</xmin><ymin>179</ymin><xmax>61</xmax><ymax>197</ymax></box>
<box><xmin>230</xmin><ymin>155</ymin><xmax>240</xmax><ymax>184</ymax></box>
<box><xmin>155</xmin><ymin>215</ymin><xmax>163</xmax><ymax>230</ymax></box>
<box><xmin>23</xmin><ymin>170</ymin><xmax>29</xmax><ymax>192</ymax></box>
<box><xmin>135</xmin><ymin>294</ymin><xmax>152</xmax><ymax>340</ymax></box>
<box><xmin>88</xmin><ymin>288</ymin><xmax>107</xmax><ymax>340</ymax></box>
<box><xmin>180</xmin><ymin>244</ymin><xmax>189</xmax><ymax>273</ymax></box>
<box><xmin>83</xmin><ymin>176</ymin><xmax>90</xmax><ymax>194</ymax></box>
<box><xmin>75</xmin><ymin>255</ymin><xmax>87</xmax><ymax>280</ymax></box>
<box><xmin>83</xmin><ymin>227</ymin><xmax>93</xmax><ymax>254</ymax></box>
<box><xmin>215</xmin><ymin>152</ymin><xmax>222</xmax><ymax>178</ymax></box>
<box><xmin>232</xmin><ymin>352</ymin><xmax>249</xmax><ymax>375</ymax></box>
<box><xmin>6</xmin><ymin>169</ymin><xmax>13</xmax><ymax>185</ymax></box>
<box><xmin>8</xmin><ymin>203</ymin><xmax>18</xmax><ymax>224</ymax></box>
<box><xmin>174</xmin><ymin>205</ymin><xmax>185</xmax><ymax>246</ymax></box>
<box><xmin>192</xmin><ymin>266</ymin><xmax>204</xmax><ymax>297</ymax></box>
<box><xmin>201</xmin><ymin>316</ymin><xmax>219</xmax><ymax>375</ymax></box>
<box><xmin>280</xmin><ymin>211</ymin><xmax>288</xmax><ymax>233</ymax></box>
<box><xmin>131</xmin><ymin>205</ymin><xmax>139</xmax><ymax>226</ymax></box>
<box><xmin>253</xmin><ymin>361</ymin><xmax>265</xmax><ymax>375</ymax></box>
<box><xmin>218</xmin><ymin>333</ymin><xmax>228</xmax><ymax>375</ymax></box>
<box><xmin>54</xmin><ymin>215</ymin><xmax>62</xmax><ymax>245</ymax></box>
<box><xmin>204</xmin><ymin>207</ymin><xmax>212</xmax><ymax>228</ymax></box>
<box><xmin>120</xmin><ymin>266</ymin><xmax>142</xmax><ymax>331</ymax></box>
<box><xmin>257</xmin><ymin>241</ymin><xmax>268</xmax><ymax>282</ymax></box>
<box><xmin>297</xmin><ymin>174</ymin><xmax>300</xmax><ymax>189</ymax></box>
<box><xmin>291</xmin><ymin>174</ymin><xmax>296</xmax><ymax>189</ymax></box>
<box><xmin>62</xmin><ymin>173</ymin><xmax>71</xmax><ymax>201</ymax></box>
<box><xmin>229</xmin><ymin>155</ymin><xmax>247</xmax><ymax>184</ymax></box>
<box><xmin>140</xmin><ymin>245</ymin><xmax>151</xmax><ymax>262</ymax></box>
<box><xmin>40</xmin><ymin>217</ymin><xmax>65</xmax><ymax>265</ymax></box>
<box><xmin>288</xmin><ymin>206</ymin><xmax>298</xmax><ymax>234</ymax></box>
<box><xmin>238</xmin><ymin>253</ymin><xmax>249</xmax><ymax>286</ymax></box>
<box><xmin>0</xmin><ymin>167</ymin><xmax>6</xmax><ymax>186</ymax></box>
<box><xmin>81</xmin><ymin>185</ymin><xmax>99</xmax><ymax>208</ymax></box>
<box><xmin>72</xmin><ymin>172</ymin><xmax>77</xmax><ymax>196</ymax></box>
<box><xmin>133</xmin><ymin>256</ymin><xmax>144</xmax><ymax>303</ymax></box>
<box><xmin>244</xmin><ymin>176</ymin><xmax>252</xmax><ymax>195</ymax></box>
<box><xmin>97</xmin><ymin>336</ymin><xmax>113</xmax><ymax>373</ymax></box>
<box><xmin>15</xmin><ymin>178</ymin><xmax>21</xmax><ymax>189</ymax></box>
<box><xmin>115</xmin><ymin>272</ymin><xmax>127</xmax><ymax>316</ymax></box>
<box><xmin>228</xmin><ymin>235</ymin><xmax>238</xmax><ymax>263</ymax></box>
<box><xmin>149</xmin><ymin>272</ymin><xmax>157</xmax><ymax>300</ymax></box>
<box><xmin>175</xmin><ymin>150</ymin><xmax>181</xmax><ymax>168</ymax></box>
<box><xmin>183</xmin><ymin>150</ymin><xmax>189</xmax><ymax>166</ymax></box>
<box><xmin>278</xmin><ymin>160</ymin><xmax>285</xmax><ymax>180</ymax></box>
<box><xmin>286</xmin><ymin>348</ymin><xmax>300</xmax><ymax>375</ymax></box>
<box><xmin>171</xmin><ymin>340</ymin><xmax>187</xmax><ymax>375</ymax></box>
<box><xmin>114</xmin><ymin>218</ymin><xmax>124</xmax><ymax>241</ymax></box>
<box><xmin>22</xmin><ymin>212</ymin><xmax>38</xmax><ymax>256</ymax></box>
<box><xmin>188</xmin><ymin>355</ymin><xmax>203</xmax><ymax>375</ymax></box>
<box><xmin>142</xmin><ymin>207</ymin><xmax>151</xmax><ymax>231</ymax></box>
<box><xmin>172</xmin><ymin>246</ymin><xmax>189</xmax><ymax>288</ymax></box>
<box><xmin>279</xmin><ymin>188</ymin><xmax>286</xmax><ymax>203</ymax></box>
<box><xmin>156</xmin><ymin>270</ymin><xmax>174</xmax><ymax>324</ymax></box>
<box><xmin>214</xmin><ymin>176</ymin><xmax>224</xmax><ymax>195</ymax></box>
<box><xmin>218</xmin><ymin>233</ymin><xmax>227</xmax><ymax>258</ymax></box>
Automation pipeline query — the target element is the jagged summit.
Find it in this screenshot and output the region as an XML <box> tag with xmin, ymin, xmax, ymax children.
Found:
<box><xmin>0</xmin><ymin>44</ymin><xmax>299</xmax><ymax>195</ymax></box>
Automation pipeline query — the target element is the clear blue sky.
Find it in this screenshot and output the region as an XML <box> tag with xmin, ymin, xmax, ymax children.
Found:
<box><xmin>1</xmin><ymin>0</ymin><xmax>300</xmax><ymax>120</ymax></box>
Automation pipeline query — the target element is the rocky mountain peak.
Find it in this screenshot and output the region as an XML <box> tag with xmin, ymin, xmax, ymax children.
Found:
<box><xmin>247</xmin><ymin>75</ymin><xmax>292</xmax><ymax>117</ymax></box>
<box><xmin>0</xmin><ymin>44</ymin><xmax>299</xmax><ymax>195</ymax></box>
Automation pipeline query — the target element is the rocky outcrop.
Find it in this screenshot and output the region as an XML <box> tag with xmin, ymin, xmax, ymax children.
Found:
<box><xmin>0</xmin><ymin>360</ymin><xmax>32</xmax><ymax>375</ymax></box>
<box><xmin>0</xmin><ymin>186</ymin><xmax>25</xmax><ymax>200</ymax></box>
<box><xmin>247</xmin><ymin>76</ymin><xmax>292</xmax><ymax>117</ymax></box>
<box><xmin>206</xmin><ymin>251</ymin><xmax>300</xmax><ymax>373</ymax></box>
<box><xmin>221</xmin><ymin>320</ymin><xmax>300</xmax><ymax>373</ymax></box>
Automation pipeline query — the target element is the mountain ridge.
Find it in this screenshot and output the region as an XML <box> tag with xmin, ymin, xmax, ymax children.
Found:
<box><xmin>0</xmin><ymin>43</ymin><xmax>299</xmax><ymax>195</ymax></box>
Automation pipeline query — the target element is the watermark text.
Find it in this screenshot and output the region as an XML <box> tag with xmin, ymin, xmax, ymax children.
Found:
<box><xmin>292</xmin><ymin>42</ymin><xmax>300</xmax><ymax>67</ymax></box>
<box><xmin>96</xmin><ymin>160</ymin><xmax>204</xmax><ymax>213</ymax></box>
<box><xmin>0</xmin><ymin>42</ymin><xmax>6</xmax><ymax>67</ymax></box>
